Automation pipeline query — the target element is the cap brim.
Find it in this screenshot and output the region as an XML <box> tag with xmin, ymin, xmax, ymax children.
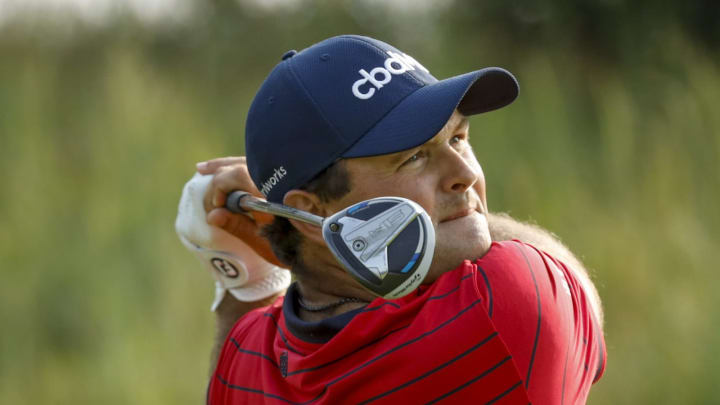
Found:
<box><xmin>342</xmin><ymin>67</ymin><xmax>519</xmax><ymax>158</ymax></box>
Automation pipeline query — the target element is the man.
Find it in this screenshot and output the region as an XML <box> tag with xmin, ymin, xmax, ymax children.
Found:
<box><xmin>180</xmin><ymin>35</ymin><xmax>606</xmax><ymax>404</ymax></box>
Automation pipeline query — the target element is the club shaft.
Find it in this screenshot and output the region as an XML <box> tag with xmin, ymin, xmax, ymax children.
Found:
<box><xmin>226</xmin><ymin>191</ymin><xmax>324</xmax><ymax>227</ymax></box>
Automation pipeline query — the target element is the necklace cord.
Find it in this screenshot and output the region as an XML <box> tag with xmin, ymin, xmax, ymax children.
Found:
<box><xmin>297</xmin><ymin>295</ymin><xmax>368</xmax><ymax>312</ymax></box>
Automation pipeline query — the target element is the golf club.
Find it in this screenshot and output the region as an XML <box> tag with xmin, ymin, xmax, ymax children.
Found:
<box><xmin>226</xmin><ymin>191</ymin><xmax>435</xmax><ymax>299</ymax></box>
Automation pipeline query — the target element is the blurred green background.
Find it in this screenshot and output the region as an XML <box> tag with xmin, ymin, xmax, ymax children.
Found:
<box><xmin>1</xmin><ymin>0</ymin><xmax>718</xmax><ymax>403</ymax></box>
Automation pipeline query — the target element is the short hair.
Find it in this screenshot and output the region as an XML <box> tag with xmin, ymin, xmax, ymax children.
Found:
<box><xmin>260</xmin><ymin>160</ymin><xmax>351</xmax><ymax>274</ymax></box>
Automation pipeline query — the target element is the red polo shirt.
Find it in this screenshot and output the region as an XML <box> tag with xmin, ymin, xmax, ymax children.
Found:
<box><xmin>208</xmin><ymin>240</ymin><xmax>606</xmax><ymax>404</ymax></box>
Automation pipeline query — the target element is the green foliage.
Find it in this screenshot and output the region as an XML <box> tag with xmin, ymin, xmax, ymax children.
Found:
<box><xmin>1</xmin><ymin>3</ymin><xmax>718</xmax><ymax>404</ymax></box>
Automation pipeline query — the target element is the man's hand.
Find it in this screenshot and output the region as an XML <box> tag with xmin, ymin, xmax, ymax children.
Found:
<box><xmin>197</xmin><ymin>157</ymin><xmax>283</xmax><ymax>267</ymax></box>
<box><xmin>192</xmin><ymin>157</ymin><xmax>290</xmax><ymax>373</ymax></box>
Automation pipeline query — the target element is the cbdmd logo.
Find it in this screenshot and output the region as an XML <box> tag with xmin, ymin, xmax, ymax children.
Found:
<box><xmin>260</xmin><ymin>166</ymin><xmax>287</xmax><ymax>196</ymax></box>
<box><xmin>351</xmin><ymin>51</ymin><xmax>429</xmax><ymax>100</ymax></box>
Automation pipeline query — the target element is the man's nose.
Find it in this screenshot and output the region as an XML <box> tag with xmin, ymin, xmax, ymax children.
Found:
<box><xmin>441</xmin><ymin>149</ymin><xmax>479</xmax><ymax>194</ymax></box>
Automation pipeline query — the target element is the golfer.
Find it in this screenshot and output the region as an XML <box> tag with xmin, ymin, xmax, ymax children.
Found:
<box><xmin>180</xmin><ymin>35</ymin><xmax>606</xmax><ymax>404</ymax></box>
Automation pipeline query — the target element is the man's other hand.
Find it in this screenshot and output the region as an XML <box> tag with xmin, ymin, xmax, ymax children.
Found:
<box><xmin>197</xmin><ymin>157</ymin><xmax>283</xmax><ymax>267</ymax></box>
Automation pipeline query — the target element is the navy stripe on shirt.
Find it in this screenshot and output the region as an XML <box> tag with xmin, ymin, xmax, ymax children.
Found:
<box><xmin>357</xmin><ymin>332</ymin><xmax>499</xmax><ymax>404</ymax></box>
<box><xmin>215</xmin><ymin>374</ymin><xmax>326</xmax><ymax>405</ymax></box>
<box><xmin>476</xmin><ymin>264</ymin><xmax>494</xmax><ymax>318</ymax></box>
<box><xmin>514</xmin><ymin>243</ymin><xmax>542</xmax><ymax>390</ymax></box>
<box><xmin>219</xmin><ymin>298</ymin><xmax>487</xmax><ymax>404</ymax></box>
<box><xmin>230</xmin><ymin>338</ymin><xmax>278</xmax><ymax>369</ymax></box>
<box><xmin>486</xmin><ymin>381</ymin><xmax>523</xmax><ymax>404</ymax></box>
<box><xmin>263</xmin><ymin>312</ymin><xmax>306</xmax><ymax>355</ymax></box>
<box><xmin>325</xmin><ymin>299</ymin><xmax>485</xmax><ymax>387</ymax></box>
<box><xmin>424</xmin><ymin>356</ymin><xmax>514</xmax><ymax>404</ymax></box>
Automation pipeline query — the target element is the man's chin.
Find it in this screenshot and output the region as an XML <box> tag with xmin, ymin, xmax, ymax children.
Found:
<box><xmin>437</xmin><ymin>211</ymin><xmax>490</xmax><ymax>241</ymax></box>
<box><xmin>424</xmin><ymin>212</ymin><xmax>492</xmax><ymax>282</ymax></box>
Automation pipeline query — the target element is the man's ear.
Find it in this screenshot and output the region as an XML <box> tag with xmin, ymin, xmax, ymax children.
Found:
<box><xmin>283</xmin><ymin>189</ymin><xmax>327</xmax><ymax>244</ymax></box>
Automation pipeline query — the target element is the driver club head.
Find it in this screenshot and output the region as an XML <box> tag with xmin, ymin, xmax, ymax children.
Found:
<box><xmin>322</xmin><ymin>197</ymin><xmax>435</xmax><ymax>299</ymax></box>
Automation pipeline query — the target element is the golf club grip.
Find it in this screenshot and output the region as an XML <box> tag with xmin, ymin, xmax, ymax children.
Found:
<box><xmin>225</xmin><ymin>191</ymin><xmax>324</xmax><ymax>227</ymax></box>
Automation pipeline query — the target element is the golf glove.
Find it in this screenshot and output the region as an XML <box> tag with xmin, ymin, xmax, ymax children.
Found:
<box><xmin>175</xmin><ymin>173</ymin><xmax>290</xmax><ymax>311</ymax></box>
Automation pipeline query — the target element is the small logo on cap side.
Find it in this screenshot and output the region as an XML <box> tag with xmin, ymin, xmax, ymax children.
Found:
<box><xmin>351</xmin><ymin>50</ymin><xmax>429</xmax><ymax>100</ymax></box>
<box><xmin>260</xmin><ymin>166</ymin><xmax>288</xmax><ymax>196</ymax></box>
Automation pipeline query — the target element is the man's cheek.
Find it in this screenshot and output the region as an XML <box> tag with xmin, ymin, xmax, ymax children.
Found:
<box><xmin>472</xmin><ymin>172</ymin><xmax>487</xmax><ymax>204</ymax></box>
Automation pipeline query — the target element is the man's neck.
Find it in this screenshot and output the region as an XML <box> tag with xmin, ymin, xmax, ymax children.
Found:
<box><xmin>292</xmin><ymin>250</ymin><xmax>377</xmax><ymax>321</ymax></box>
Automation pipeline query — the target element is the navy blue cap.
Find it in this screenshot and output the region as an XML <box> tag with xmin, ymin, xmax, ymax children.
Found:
<box><xmin>246</xmin><ymin>35</ymin><xmax>519</xmax><ymax>203</ymax></box>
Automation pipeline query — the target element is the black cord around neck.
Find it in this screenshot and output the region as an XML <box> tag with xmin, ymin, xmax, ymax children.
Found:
<box><xmin>296</xmin><ymin>295</ymin><xmax>368</xmax><ymax>312</ymax></box>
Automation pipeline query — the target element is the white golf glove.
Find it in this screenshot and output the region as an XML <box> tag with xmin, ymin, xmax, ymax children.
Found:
<box><xmin>175</xmin><ymin>173</ymin><xmax>291</xmax><ymax>311</ymax></box>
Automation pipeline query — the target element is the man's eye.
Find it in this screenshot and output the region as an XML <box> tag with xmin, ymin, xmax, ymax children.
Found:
<box><xmin>451</xmin><ymin>135</ymin><xmax>464</xmax><ymax>144</ymax></box>
<box><xmin>402</xmin><ymin>151</ymin><xmax>424</xmax><ymax>166</ymax></box>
